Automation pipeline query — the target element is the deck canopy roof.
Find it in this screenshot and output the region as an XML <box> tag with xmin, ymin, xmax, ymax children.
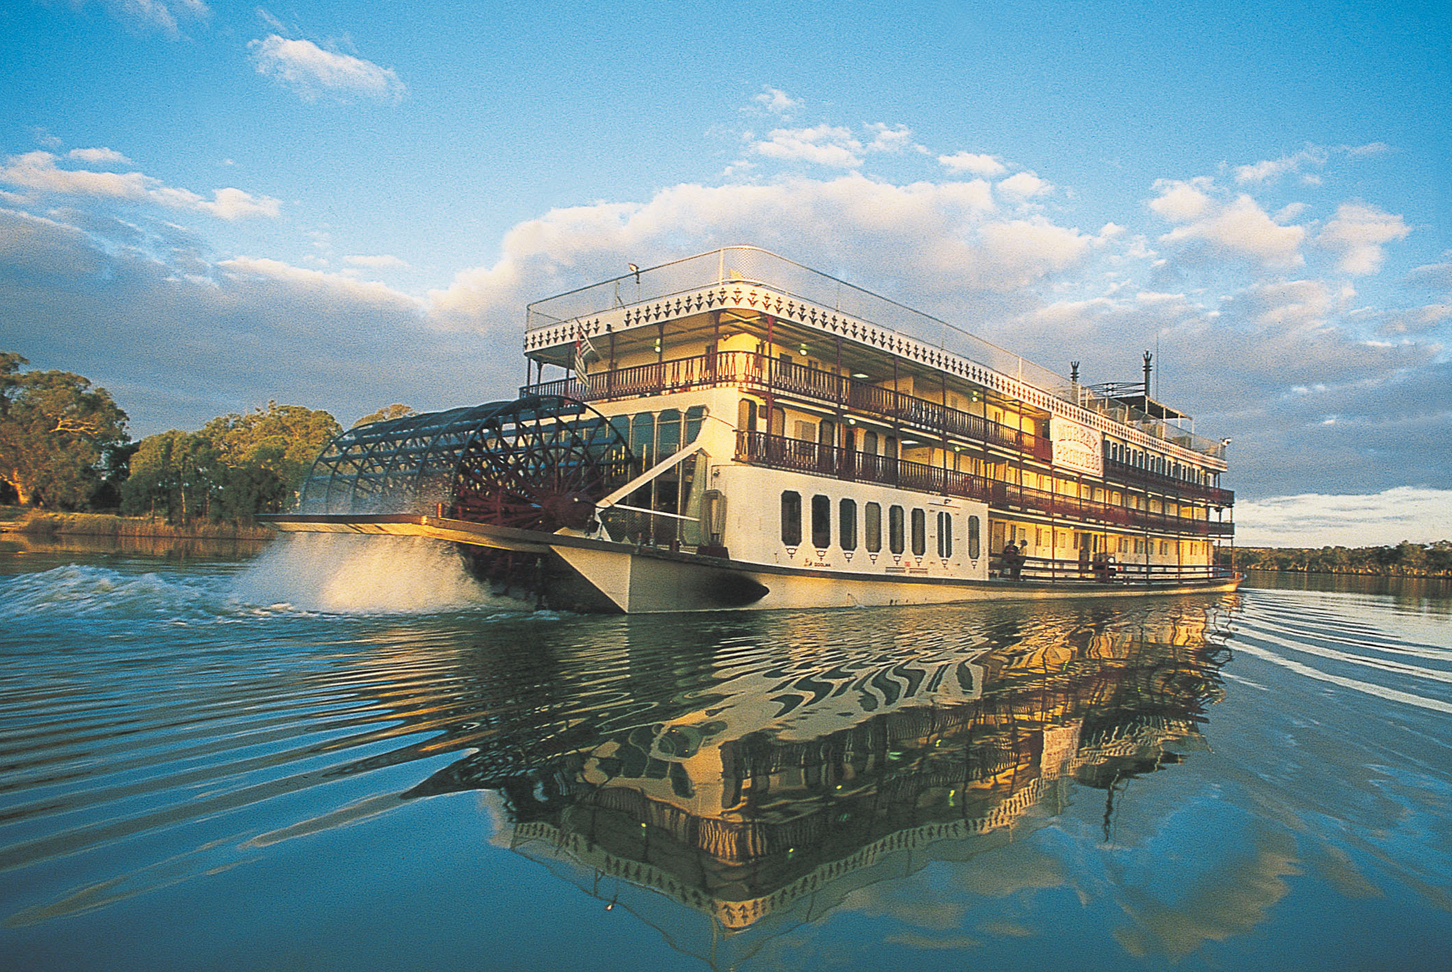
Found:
<box><xmin>524</xmin><ymin>246</ymin><xmax>1228</xmax><ymax>462</ymax></box>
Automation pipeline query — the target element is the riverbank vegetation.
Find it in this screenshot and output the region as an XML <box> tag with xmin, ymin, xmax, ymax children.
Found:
<box><xmin>5</xmin><ymin>509</ymin><xmax>272</xmax><ymax>541</ymax></box>
<box><xmin>1</xmin><ymin>351</ymin><xmax>347</xmax><ymax>527</ymax></box>
<box><xmin>1222</xmin><ymin>542</ymin><xmax>1452</xmax><ymax>578</ymax></box>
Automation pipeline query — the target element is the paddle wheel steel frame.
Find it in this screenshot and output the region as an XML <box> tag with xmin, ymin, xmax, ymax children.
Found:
<box><xmin>297</xmin><ymin>395</ymin><xmax>634</xmax><ymax>533</ymax></box>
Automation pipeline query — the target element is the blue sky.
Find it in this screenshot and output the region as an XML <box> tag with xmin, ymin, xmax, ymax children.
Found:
<box><xmin>1</xmin><ymin>0</ymin><xmax>1448</xmax><ymax>545</ymax></box>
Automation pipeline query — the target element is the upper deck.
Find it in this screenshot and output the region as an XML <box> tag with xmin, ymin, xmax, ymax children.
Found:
<box><xmin>525</xmin><ymin>246</ymin><xmax>1227</xmax><ymax>467</ymax></box>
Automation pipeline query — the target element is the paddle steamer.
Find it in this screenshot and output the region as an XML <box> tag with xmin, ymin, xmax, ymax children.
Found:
<box><xmin>266</xmin><ymin>246</ymin><xmax>1237</xmax><ymax>611</ymax></box>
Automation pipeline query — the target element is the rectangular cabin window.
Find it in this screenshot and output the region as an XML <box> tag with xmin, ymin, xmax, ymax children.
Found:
<box><xmin>781</xmin><ymin>491</ymin><xmax>802</xmax><ymax>546</ymax></box>
<box><xmin>631</xmin><ymin>412</ymin><xmax>656</xmax><ymax>467</ymax></box>
<box><xmin>794</xmin><ymin>420</ymin><xmax>815</xmax><ymax>442</ymax></box>
<box><xmin>968</xmin><ymin>515</ymin><xmax>981</xmax><ymax>559</ymax></box>
<box><xmin>863</xmin><ymin>430</ymin><xmax>879</xmax><ymax>455</ymax></box>
<box><xmin>657</xmin><ymin>408</ymin><xmax>681</xmax><ymax>458</ymax></box>
<box><xmin>770</xmin><ymin>407</ymin><xmax>786</xmax><ymax>437</ymax></box>
<box><xmin>937</xmin><ymin>512</ymin><xmax>953</xmax><ymax>558</ymax></box>
<box><xmin>811</xmin><ymin>494</ymin><xmax>831</xmax><ymax>549</ymax></box>
<box><xmin>840</xmin><ymin>499</ymin><xmax>858</xmax><ymax>551</ymax></box>
<box><xmin>911</xmin><ymin>509</ymin><xmax>926</xmax><ymax>556</ymax></box>
<box><xmin>865</xmin><ymin>502</ymin><xmax>882</xmax><ymax>552</ymax></box>
<box><xmin>889</xmin><ymin>505</ymin><xmax>905</xmax><ymax>555</ymax></box>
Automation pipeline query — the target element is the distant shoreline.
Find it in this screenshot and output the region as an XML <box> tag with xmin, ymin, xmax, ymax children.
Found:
<box><xmin>0</xmin><ymin>510</ymin><xmax>273</xmax><ymax>543</ymax></box>
<box><xmin>1239</xmin><ymin>566</ymin><xmax>1452</xmax><ymax>579</ymax></box>
<box><xmin>1221</xmin><ymin>543</ymin><xmax>1451</xmax><ymax>579</ymax></box>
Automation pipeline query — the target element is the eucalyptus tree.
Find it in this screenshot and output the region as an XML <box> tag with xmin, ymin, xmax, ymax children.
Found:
<box><xmin>0</xmin><ymin>352</ymin><xmax>129</xmax><ymax>508</ymax></box>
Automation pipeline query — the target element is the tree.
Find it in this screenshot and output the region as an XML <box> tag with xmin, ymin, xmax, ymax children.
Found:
<box><xmin>122</xmin><ymin>402</ymin><xmax>340</xmax><ymax>523</ymax></box>
<box><xmin>120</xmin><ymin>429</ymin><xmax>220</xmax><ymax>522</ymax></box>
<box><xmin>201</xmin><ymin>401</ymin><xmax>341</xmax><ymax>493</ymax></box>
<box><xmin>352</xmin><ymin>403</ymin><xmax>416</xmax><ymax>428</ymax></box>
<box><xmin>0</xmin><ymin>352</ymin><xmax>129</xmax><ymax>508</ymax></box>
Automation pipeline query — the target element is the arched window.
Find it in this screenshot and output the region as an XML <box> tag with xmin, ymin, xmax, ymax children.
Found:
<box><xmin>737</xmin><ymin>399</ymin><xmax>757</xmax><ymax>433</ymax></box>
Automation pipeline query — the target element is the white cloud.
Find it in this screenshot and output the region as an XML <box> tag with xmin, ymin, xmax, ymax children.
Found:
<box><xmin>218</xmin><ymin>256</ymin><xmax>422</xmax><ymax>309</ymax></box>
<box><xmin>752</xmin><ymin>125</ymin><xmax>863</xmax><ymax>168</ymax></box>
<box><xmin>863</xmin><ymin>123</ymin><xmax>918</xmax><ymax>154</ymax></box>
<box><xmin>752</xmin><ymin>86</ymin><xmax>800</xmax><ymax>115</ymax></box>
<box><xmin>1233</xmin><ymin>145</ymin><xmax>1328</xmax><ymax>184</ymax></box>
<box><xmin>1234</xmin><ymin>488</ymin><xmax>1452</xmax><ymax>546</ymax></box>
<box><xmin>428</xmin><ymin>175</ymin><xmax>1095</xmax><ymax>328</ymax></box>
<box><xmin>91</xmin><ymin>0</ymin><xmax>209</xmax><ymax>39</ymax></box>
<box><xmin>1345</xmin><ymin>141</ymin><xmax>1392</xmax><ymax>158</ymax></box>
<box><xmin>1148</xmin><ymin>178</ymin><xmax>1214</xmax><ymax>222</ymax></box>
<box><xmin>1159</xmin><ymin>193</ymin><xmax>1305</xmax><ymax>269</ymax></box>
<box><xmin>938</xmin><ymin>152</ymin><xmax>1007</xmax><ymax>177</ymax></box>
<box><xmin>0</xmin><ymin>151</ymin><xmax>280</xmax><ymax>220</ymax></box>
<box><xmin>1405</xmin><ymin>261</ymin><xmax>1452</xmax><ymax>292</ymax></box>
<box><xmin>249</xmin><ymin>35</ymin><xmax>406</xmax><ymax>103</ymax></box>
<box><xmin>203</xmin><ymin>186</ymin><xmax>282</xmax><ymax>220</ymax></box>
<box><xmin>1316</xmin><ymin>201</ymin><xmax>1410</xmax><ymax>275</ymax></box>
<box><xmin>345</xmin><ymin>254</ymin><xmax>410</xmax><ymax>270</ymax></box>
<box><xmin>1379</xmin><ymin>304</ymin><xmax>1451</xmax><ymax>335</ymax></box>
<box><xmin>67</xmin><ymin>147</ymin><xmax>132</xmax><ymax>166</ymax></box>
<box><xmin>998</xmin><ymin>171</ymin><xmax>1052</xmax><ymax>201</ymax></box>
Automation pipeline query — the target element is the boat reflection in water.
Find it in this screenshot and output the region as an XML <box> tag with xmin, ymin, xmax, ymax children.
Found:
<box><xmin>399</xmin><ymin>600</ymin><xmax>1232</xmax><ymax>962</ymax></box>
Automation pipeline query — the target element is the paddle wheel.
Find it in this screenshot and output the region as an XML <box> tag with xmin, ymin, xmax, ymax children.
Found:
<box><xmin>448</xmin><ymin>396</ymin><xmax>633</xmax><ymax>531</ymax></box>
<box><xmin>296</xmin><ymin>394</ymin><xmax>632</xmax><ymax>526</ymax></box>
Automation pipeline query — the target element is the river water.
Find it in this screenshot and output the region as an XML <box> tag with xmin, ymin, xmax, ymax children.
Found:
<box><xmin>2</xmin><ymin>535</ymin><xmax>1449</xmax><ymax>971</ymax></box>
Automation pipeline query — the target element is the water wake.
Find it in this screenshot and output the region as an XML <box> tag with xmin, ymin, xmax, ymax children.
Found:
<box><xmin>232</xmin><ymin>533</ymin><xmax>523</xmax><ymax>615</ymax></box>
<box><xmin>0</xmin><ymin>564</ymin><xmax>234</xmax><ymax>623</ymax></box>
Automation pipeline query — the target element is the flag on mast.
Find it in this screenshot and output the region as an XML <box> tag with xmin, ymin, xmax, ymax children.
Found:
<box><xmin>573</xmin><ymin>322</ymin><xmax>598</xmax><ymax>392</ymax></box>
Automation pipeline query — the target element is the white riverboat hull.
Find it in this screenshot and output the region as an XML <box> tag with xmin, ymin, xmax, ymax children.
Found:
<box><xmin>262</xmin><ymin>514</ymin><xmax>1240</xmax><ymax>613</ymax></box>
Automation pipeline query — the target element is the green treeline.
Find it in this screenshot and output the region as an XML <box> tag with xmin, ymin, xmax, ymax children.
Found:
<box><xmin>119</xmin><ymin>403</ymin><xmax>342</xmax><ymax>522</ymax></box>
<box><xmin>1</xmin><ymin>352</ymin><xmax>347</xmax><ymax>524</ymax></box>
<box><xmin>1222</xmin><ymin>543</ymin><xmax>1452</xmax><ymax>578</ymax></box>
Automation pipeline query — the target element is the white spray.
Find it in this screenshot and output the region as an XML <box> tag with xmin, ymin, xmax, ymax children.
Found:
<box><xmin>233</xmin><ymin>533</ymin><xmax>525</xmax><ymax>615</ymax></box>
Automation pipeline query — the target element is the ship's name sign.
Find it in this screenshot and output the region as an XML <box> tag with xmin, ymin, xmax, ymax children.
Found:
<box><xmin>1051</xmin><ymin>417</ymin><xmax>1103</xmax><ymax>477</ymax></box>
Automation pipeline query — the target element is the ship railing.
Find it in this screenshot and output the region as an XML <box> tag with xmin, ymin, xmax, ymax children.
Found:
<box><xmin>525</xmin><ymin>245</ymin><xmax>1075</xmax><ymax>399</ymax></box>
<box><xmin>526</xmin><ymin>350</ymin><xmax>1053</xmax><ymax>462</ymax></box>
<box><xmin>735</xmin><ymin>431</ymin><xmax>1233</xmax><ymax>538</ymax></box>
<box><xmin>1103</xmin><ymin>457</ymin><xmax>1234</xmax><ymax>507</ymax></box>
<box><xmin>1078</xmin><ymin>385</ymin><xmax>1227</xmax><ymax>460</ymax></box>
<box><xmin>989</xmin><ymin>553</ymin><xmax>1233</xmax><ymax>584</ymax></box>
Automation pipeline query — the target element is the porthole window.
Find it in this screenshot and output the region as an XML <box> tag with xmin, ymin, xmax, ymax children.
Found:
<box><xmin>865</xmin><ymin>502</ymin><xmax>882</xmax><ymax>552</ymax></box>
<box><xmin>968</xmin><ymin>515</ymin><xmax>981</xmax><ymax>559</ymax></box>
<box><xmin>911</xmin><ymin>508</ymin><xmax>926</xmax><ymax>556</ymax></box>
<box><xmin>889</xmin><ymin>505</ymin><xmax>905</xmax><ymax>555</ymax></box>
